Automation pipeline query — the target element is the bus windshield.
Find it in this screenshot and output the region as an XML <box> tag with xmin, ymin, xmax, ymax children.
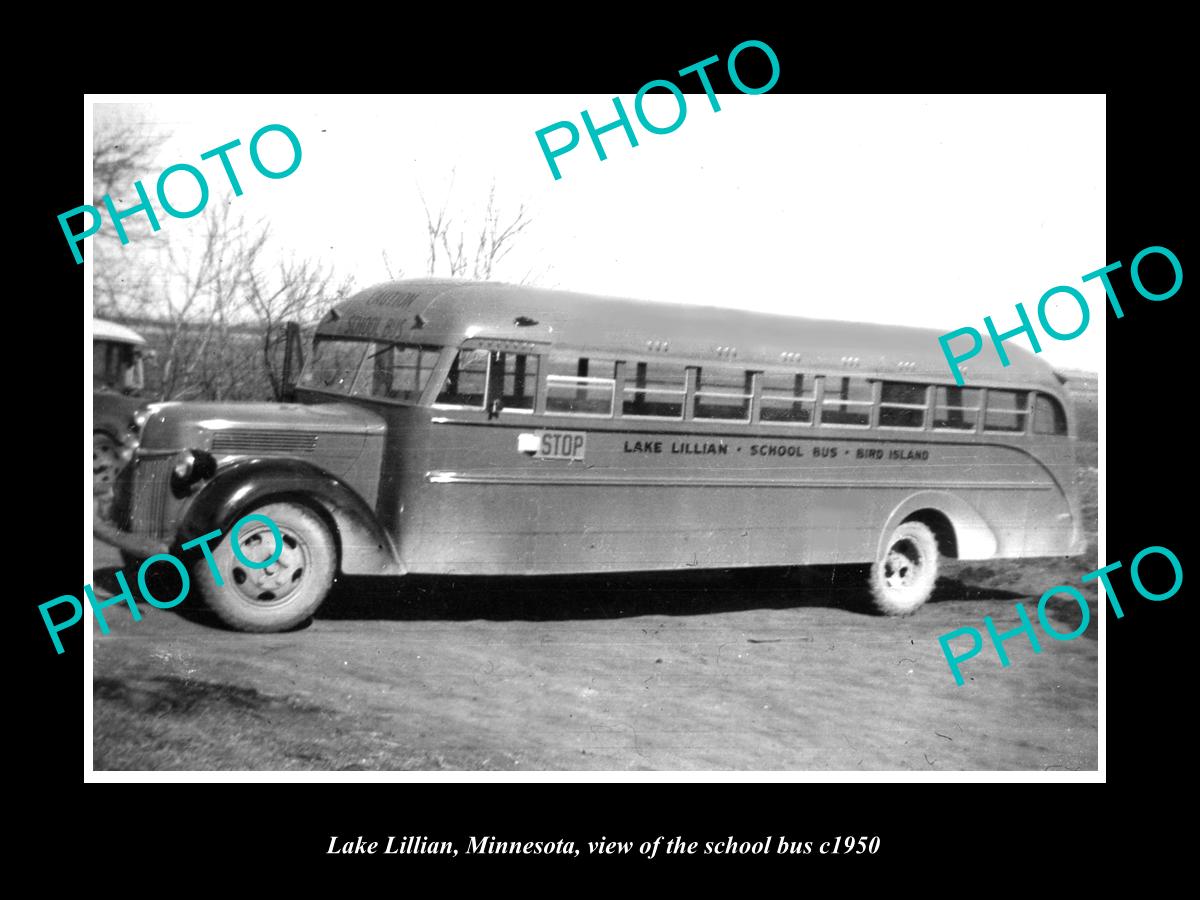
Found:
<box><xmin>299</xmin><ymin>338</ymin><xmax>367</xmax><ymax>394</ymax></box>
<box><xmin>350</xmin><ymin>341</ymin><xmax>441</xmax><ymax>402</ymax></box>
<box><xmin>299</xmin><ymin>338</ymin><xmax>442</xmax><ymax>402</ymax></box>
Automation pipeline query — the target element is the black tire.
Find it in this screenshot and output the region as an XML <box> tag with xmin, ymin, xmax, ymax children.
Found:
<box><xmin>869</xmin><ymin>521</ymin><xmax>939</xmax><ymax>615</ymax></box>
<box><xmin>121</xmin><ymin>553</ymin><xmax>185</xmax><ymax>605</ymax></box>
<box><xmin>192</xmin><ymin>501</ymin><xmax>336</xmax><ymax>633</ymax></box>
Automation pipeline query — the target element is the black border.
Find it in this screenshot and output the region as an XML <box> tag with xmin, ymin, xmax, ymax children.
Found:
<box><xmin>30</xmin><ymin>24</ymin><xmax>1188</xmax><ymax>876</ymax></box>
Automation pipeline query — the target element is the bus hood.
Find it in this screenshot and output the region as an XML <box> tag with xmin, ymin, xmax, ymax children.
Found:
<box><xmin>135</xmin><ymin>401</ymin><xmax>387</xmax><ymax>452</ymax></box>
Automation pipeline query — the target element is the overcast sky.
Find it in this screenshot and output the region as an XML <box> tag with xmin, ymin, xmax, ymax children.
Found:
<box><xmin>90</xmin><ymin>94</ymin><xmax>1105</xmax><ymax>372</ymax></box>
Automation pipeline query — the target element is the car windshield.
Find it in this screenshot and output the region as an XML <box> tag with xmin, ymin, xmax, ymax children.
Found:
<box><xmin>299</xmin><ymin>338</ymin><xmax>367</xmax><ymax>394</ymax></box>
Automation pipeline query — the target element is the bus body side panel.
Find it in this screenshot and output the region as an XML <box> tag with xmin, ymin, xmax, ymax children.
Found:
<box><xmin>392</xmin><ymin>415</ymin><xmax>1081</xmax><ymax>575</ymax></box>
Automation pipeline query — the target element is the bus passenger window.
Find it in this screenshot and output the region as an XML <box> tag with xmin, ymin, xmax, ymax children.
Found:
<box><xmin>436</xmin><ymin>349</ymin><xmax>489</xmax><ymax>408</ymax></box>
<box><xmin>759</xmin><ymin>372</ymin><xmax>814</xmax><ymax>424</ymax></box>
<box><xmin>622</xmin><ymin>361</ymin><xmax>686</xmax><ymax>419</ymax></box>
<box><xmin>494</xmin><ymin>351</ymin><xmax>539</xmax><ymax>411</ymax></box>
<box><xmin>820</xmin><ymin>376</ymin><xmax>872</xmax><ymax>427</ymax></box>
<box><xmin>878</xmin><ymin>382</ymin><xmax>928</xmax><ymax>428</ymax></box>
<box><xmin>693</xmin><ymin>366</ymin><xmax>752</xmax><ymax>421</ymax></box>
<box><xmin>354</xmin><ymin>342</ymin><xmax>438</xmax><ymax>402</ymax></box>
<box><xmin>545</xmin><ymin>354</ymin><xmax>616</xmax><ymax>416</ymax></box>
<box><xmin>933</xmin><ymin>386</ymin><xmax>981</xmax><ymax>430</ymax></box>
<box><xmin>984</xmin><ymin>389</ymin><xmax>1029</xmax><ymax>433</ymax></box>
<box><xmin>1033</xmin><ymin>393</ymin><xmax>1068</xmax><ymax>436</ymax></box>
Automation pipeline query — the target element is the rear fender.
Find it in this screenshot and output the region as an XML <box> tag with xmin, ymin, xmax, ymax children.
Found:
<box><xmin>177</xmin><ymin>457</ymin><xmax>404</xmax><ymax>575</ymax></box>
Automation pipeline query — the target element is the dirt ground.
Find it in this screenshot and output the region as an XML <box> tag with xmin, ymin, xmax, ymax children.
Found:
<box><xmin>92</xmin><ymin>386</ymin><xmax>1099</xmax><ymax>772</ymax></box>
<box><xmin>92</xmin><ymin>543</ymin><xmax>1098</xmax><ymax>772</ymax></box>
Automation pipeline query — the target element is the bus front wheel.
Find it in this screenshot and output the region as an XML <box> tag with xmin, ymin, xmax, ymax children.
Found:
<box><xmin>870</xmin><ymin>521</ymin><xmax>939</xmax><ymax>615</ymax></box>
<box><xmin>192</xmin><ymin>501</ymin><xmax>336</xmax><ymax>633</ymax></box>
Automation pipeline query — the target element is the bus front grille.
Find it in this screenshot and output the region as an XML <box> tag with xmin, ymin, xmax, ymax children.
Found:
<box><xmin>126</xmin><ymin>456</ymin><xmax>174</xmax><ymax>539</ymax></box>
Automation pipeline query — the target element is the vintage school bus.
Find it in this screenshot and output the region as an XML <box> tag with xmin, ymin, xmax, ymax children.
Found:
<box><xmin>101</xmin><ymin>279</ymin><xmax>1085</xmax><ymax>632</ymax></box>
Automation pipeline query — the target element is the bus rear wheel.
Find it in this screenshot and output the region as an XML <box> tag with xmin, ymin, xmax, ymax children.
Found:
<box><xmin>870</xmin><ymin>521</ymin><xmax>939</xmax><ymax>615</ymax></box>
<box><xmin>192</xmin><ymin>501</ymin><xmax>336</xmax><ymax>633</ymax></box>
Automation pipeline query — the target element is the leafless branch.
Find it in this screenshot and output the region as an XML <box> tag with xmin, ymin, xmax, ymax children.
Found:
<box><xmin>419</xmin><ymin>177</ymin><xmax>534</xmax><ymax>282</ymax></box>
<box><xmin>92</xmin><ymin>112</ymin><xmax>166</xmax><ymax>224</ymax></box>
<box><xmin>96</xmin><ymin>192</ymin><xmax>353</xmax><ymax>402</ymax></box>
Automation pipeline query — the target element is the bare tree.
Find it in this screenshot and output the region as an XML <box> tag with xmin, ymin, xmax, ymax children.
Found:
<box><xmin>90</xmin><ymin>108</ymin><xmax>168</xmax><ymax>307</ymax></box>
<box><xmin>91</xmin><ymin>108</ymin><xmax>351</xmax><ymax>403</ymax></box>
<box><xmin>92</xmin><ymin>109</ymin><xmax>166</xmax><ymax>211</ymax></box>
<box><xmin>420</xmin><ymin>178</ymin><xmax>534</xmax><ymax>281</ymax></box>
<box><xmin>246</xmin><ymin>252</ymin><xmax>355</xmax><ymax>400</ymax></box>
<box><xmin>96</xmin><ymin>198</ymin><xmax>352</xmax><ymax>403</ymax></box>
<box><xmin>381</xmin><ymin>249</ymin><xmax>404</xmax><ymax>281</ymax></box>
<box><xmin>157</xmin><ymin>205</ymin><xmax>353</xmax><ymax>402</ymax></box>
<box><xmin>163</xmin><ymin>206</ymin><xmax>260</xmax><ymax>401</ymax></box>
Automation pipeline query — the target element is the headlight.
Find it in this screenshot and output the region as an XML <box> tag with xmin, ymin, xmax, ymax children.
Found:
<box><xmin>173</xmin><ymin>449</ymin><xmax>196</xmax><ymax>480</ymax></box>
<box><xmin>169</xmin><ymin>449</ymin><xmax>217</xmax><ymax>497</ymax></box>
<box><xmin>130</xmin><ymin>408</ymin><xmax>150</xmax><ymax>433</ymax></box>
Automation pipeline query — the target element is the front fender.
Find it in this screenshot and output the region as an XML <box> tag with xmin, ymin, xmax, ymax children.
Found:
<box><xmin>177</xmin><ymin>457</ymin><xmax>404</xmax><ymax>576</ymax></box>
<box><xmin>878</xmin><ymin>490</ymin><xmax>998</xmax><ymax>562</ymax></box>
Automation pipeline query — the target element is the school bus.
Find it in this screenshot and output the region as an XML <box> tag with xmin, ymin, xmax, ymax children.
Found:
<box><xmin>100</xmin><ymin>279</ymin><xmax>1085</xmax><ymax>631</ymax></box>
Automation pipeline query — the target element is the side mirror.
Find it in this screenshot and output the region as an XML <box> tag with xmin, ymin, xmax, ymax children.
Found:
<box><xmin>280</xmin><ymin>321</ymin><xmax>304</xmax><ymax>402</ymax></box>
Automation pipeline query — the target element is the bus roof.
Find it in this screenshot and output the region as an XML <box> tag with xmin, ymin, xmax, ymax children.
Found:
<box><xmin>317</xmin><ymin>279</ymin><xmax>1059</xmax><ymax>389</ymax></box>
<box><xmin>93</xmin><ymin>318</ymin><xmax>147</xmax><ymax>346</ymax></box>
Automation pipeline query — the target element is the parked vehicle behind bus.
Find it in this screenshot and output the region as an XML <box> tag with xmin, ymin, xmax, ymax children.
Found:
<box><xmin>98</xmin><ymin>279</ymin><xmax>1085</xmax><ymax>632</ymax></box>
<box><xmin>93</xmin><ymin>318</ymin><xmax>150</xmax><ymax>516</ymax></box>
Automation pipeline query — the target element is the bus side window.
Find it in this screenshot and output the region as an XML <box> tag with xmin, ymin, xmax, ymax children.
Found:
<box><xmin>983</xmin><ymin>389</ymin><xmax>1029</xmax><ymax>433</ymax></box>
<box><xmin>820</xmin><ymin>376</ymin><xmax>872</xmax><ymax>426</ymax></box>
<box><xmin>878</xmin><ymin>382</ymin><xmax>928</xmax><ymax>428</ymax></box>
<box><xmin>933</xmin><ymin>386</ymin><xmax>982</xmax><ymax>430</ymax></box>
<box><xmin>622</xmin><ymin>361</ymin><xmax>686</xmax><ymax>419</ymax></box>
<box><xmin>759</xmin><ymin>372</ymin><xmax>814</xmax><ymax>424</ymax></box>
<box><xmin>545</xmin><ymin>353</ymin><xmax>616</xmax><ymax>416</ymax></box>
<box><xmin>1033</xmin><ymin>393</ymin><xmax>1068</xmax><ymax>436</ymax></box>
<box><xmin>693</xmin><ymin>366</ymin><xmax>753</xmax><ymax>421</ymax></box>
<box><xmin>494</xmin><ymin>351</ymin><xmax>539</xmax><ymax>411</ymax></box>
<box><xmin>436</xmin><ymin>348</ymin><xmax>490</xmax><ymax>408</ymax></box>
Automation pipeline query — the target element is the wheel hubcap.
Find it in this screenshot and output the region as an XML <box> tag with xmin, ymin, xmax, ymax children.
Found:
<box><xmin>883</xmin><ymin>539</ymin><xmax>922</xmax><ymax>590</ymax></box>
<box><xmin>230</xmin><ymin>523</ymin><xmax>309</xmax><ymax>605</ymax></box>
